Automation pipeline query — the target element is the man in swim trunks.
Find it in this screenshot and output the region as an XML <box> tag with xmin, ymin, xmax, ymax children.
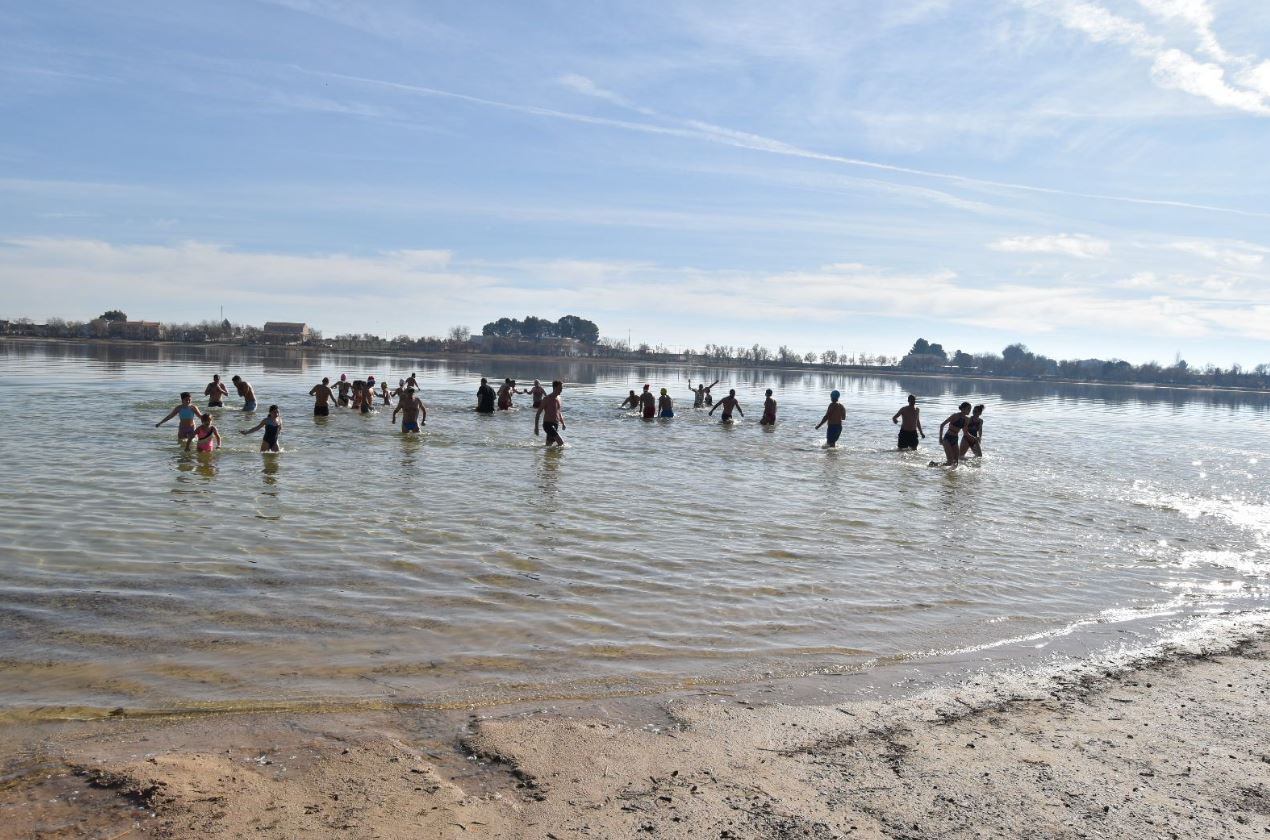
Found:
<box><xmin>815</xmin><ymin>390</ymin><xmax>846</xmax><ymax>447</ymax></box>
<box><xmin>476</xmin><ymin>377</ymin><xmax>496</xmax><ymax>413</ymax></box>
<box><xmin>688</xmin><ymin>378</ymin><xmax>719</xmax><ymax>408</ymax></box>
<box><xmin>760</xmin><ymin>389</ymin><xmax>777</xmax><ymax>425</ymax></box>
<box><xmin>156</xmin><ymin>392</ymin><xmax>204</xmax><ymax>449</ymax></box>
<box><xmin>891</xmin><ymin>394</ymin><xmax>925</xmax><ymax>450</ymax></box>
<box><xmin>309</xmin><ymin>377</ymin><xmax>336</xmax><ymax>416</ymax></box>
<box><xmin>621</xmin><ymin>390</ymin><xmax>639</xmax><ymax>410</ymax></box>
<box><xmin>203</xmin><ymin>374</ymin><xmax>228</xmax><ymax>408</ymax></box>
<box><xmin>534</xmin><ymin>380</ymin><xmax>566</xmax><ymax>446</ymax></box>
<box><xmin>639</xmin><ymin>384</ymin><xmax>657</xmax><ymax>419</ymax></box>
<box><xmin>230</xmin><ymin>375</ymin><xmax>257</xmax><ymax>411</ymax></box>
<box><xmin>392</xmin><ymin>387</ymin><xmax>426</xmax><ymax>433</ymax></box>
<box><xmin>336</xmin><ymin>374</ymin><xmax>352</xmax><ymax>407</ymax></box>
<box><xmin>528</xmin><ymin>379</ymin><xmax>547</xmax><ymax>409</ymax></box>
<box><xmin>709</xmin><ymin>389</ymin><xmax>743</xmax><ymax>422</ymax></box>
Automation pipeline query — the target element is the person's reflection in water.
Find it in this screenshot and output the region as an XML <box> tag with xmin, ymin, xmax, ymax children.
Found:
<box><xmin>195</xmin><ymin>451</ymin><xmax>217</xmax><ymax>479</ymax></box>
<box><xmin>398</xmin><ymin>430</ymin><xmax>422</xmax><ymax>470</ymax></box>
<box><xmin>261</xmin><ymin>455</ymin><xmax>280</xmax><ymax>487</ymax></box>
<box><xmin>536</xmin><ymin>446</ymin><xmax>563</xmax><ymax>501</ymax></box>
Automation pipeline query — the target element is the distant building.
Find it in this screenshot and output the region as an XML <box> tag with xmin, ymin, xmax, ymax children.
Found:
<box><xmin>262</xmin><ymin>322</ymin><xmax>311</xmax><ymax>344</ymax></box>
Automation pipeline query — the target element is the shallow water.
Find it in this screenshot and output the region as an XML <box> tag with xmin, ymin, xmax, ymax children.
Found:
<box><xmin>1</xmin><ymin>341</ymin><xmax>1268</xmax><ymax>718</ymax></box>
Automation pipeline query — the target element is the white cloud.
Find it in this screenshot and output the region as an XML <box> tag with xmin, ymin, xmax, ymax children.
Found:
<box><xmin>1166</xmin><ymin>240</ymin><xmax>1265</xmax><ymax>269</ymax></box>
<box><xmin>1150</xmin><ymin>49</ymin><xmax>1268</xmax><ymax>114</ymax></box>
<box><xmin>988</xmin><ymin>233</ymin><xmax>1111</xmax><ymax>258</ymax></box>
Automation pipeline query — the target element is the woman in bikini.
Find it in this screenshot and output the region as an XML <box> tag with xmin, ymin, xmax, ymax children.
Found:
<box><xmin>155</xmin><ymin>392</ymin><xmax>203</xmax><ymax>450</ymax></box>
<box><xmin>194</xmin><ymin>413</ymin><xmax>221</xmax><ymax>453</ymax></box>
<box><xmin>933</xmin><ymin>402</ymin><xmax>973</xmax><ymax>467</ymax></box>
<box><xmin>242</xmin><ymin>405</ymin><xmax>282</xmax><ymax>453</ymax></box>
<box><xmin>959</xmin><ymin>404</ymin><xmax>985</xmax><ymax>459</ymax></box>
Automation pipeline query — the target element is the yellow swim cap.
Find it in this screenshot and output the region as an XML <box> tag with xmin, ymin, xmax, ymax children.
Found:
<box><xmin>660</xmin><ymin>388</ymin><xmax>667</xmax><ymax>395</ymax></box>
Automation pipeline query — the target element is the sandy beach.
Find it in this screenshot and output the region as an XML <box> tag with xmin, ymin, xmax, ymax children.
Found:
<box><xmin>3</xmin><ymin>626</ymin><xmax>1267</xmax><ymax>839</ymax></box>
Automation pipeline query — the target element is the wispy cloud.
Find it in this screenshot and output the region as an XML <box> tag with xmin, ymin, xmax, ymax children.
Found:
<box><xmin>988</xmin><ymin>233</ymin><xmax>1112</xmax><ymax>258</ymax></box>
<box><xmin>1166</xmin><ymin>239</ymin><xmax>1265</xmax><ymax>269</ymax></box>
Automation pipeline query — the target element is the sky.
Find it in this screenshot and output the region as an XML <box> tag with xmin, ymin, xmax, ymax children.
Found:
<box><xmin>1</xmin><ymin>0</ymin><xmax>1268</xmax><ymax>366</ymax></box>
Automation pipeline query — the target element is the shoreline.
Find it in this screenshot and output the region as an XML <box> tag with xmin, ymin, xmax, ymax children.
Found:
<box><xmin>5</xmin><ymin>335</ymin><xmax>1268</xmax><ymax>398</ymax></box>
<box><xmin>5</xmin><ymin>615</ymin><xmax>1268</xmax><ymax>839</ymax></box>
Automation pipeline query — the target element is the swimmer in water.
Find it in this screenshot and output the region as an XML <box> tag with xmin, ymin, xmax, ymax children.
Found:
<box><xmin>406</xmin><ymin>372</ymin><xmax>418</xmax><ymax>389</ymax></box>
<box><xmin>760</xmin><ymin>389</ymin><xmax>777</xmax><ymax>426</ymax></box>
<box><xmin>335</xmin><ymin>374</ymin><xmax>352</xmax><ymax>407</ymax></box>
<box><xmin>932</xmin><ymin>402</ymin><xmax>973</xmax><ymax>467</ymax></box>
<box><xmin>639</xmin><ymin>384</ymin><xmax>657</xmax><ymax>419</ymax></box>
<box><xmin>194</xmin><ymin>413</ymin><xmax>221</xmax><ymax>452</ymax></box>
<box><xmin>959</xmin><ymin>404</ymin><xmax>985</xmax><ymax>459</ymax></box>
<box><xmin>476</xmin><ymin>377</ymin><xmax>496</xmax><ymax>413</ymax></box>
<box><xmin>658</xmin><ymin>388</ymin><xmax>674</xmax><ymax>418</ymax></box>
<box><xmin>309</xmin><ymin>377</ymin><xmax>335</xmax><ymax>417</ymax></box>
<box><xmin>709</xmin><ymin>389</ymin><xmax>743</xmax><ymax>422</ymax></box>
<box><xmin>155</xmin><ymin>392</ymin><xmax>204</xmax><ymax>449</ymax></box>
<box><xmin>242</xmin><ymin>404</ymin><xmax>282</xmax><ymax>452</ymax></box>
<box><xmin>688</xmin><ymin>378</ymin><xmax>719</xmax><ymax>408</ymax></box>
<box><xmin>497</xmin><ymin>378</ymin><xmax>515</xmax><ymax>410</ymax></box>
<box><xmin>534</xmin><ymin>380</ymin><xmax>566</xmax><ymax>446</ymax></box>
<box><xmin>704</xmin><ymin>386</ymin><xmax>715</xmax><ymax>406</ymax></box>
<box><xmin>230</xmin><ymin>375</ymin><xmax>257</xmax><ymax>412</ymax></box>
<box><xmin>392</xmin><ymin>387</ymin><xmax>426</xmax><ymax>433</ymax></box>
<box><xmin>620</xmin><ymin>390</ymin><xmax>640</xmax><ymax>410</ymax></box>
<box><xmin>528</xmin><ymin>379</ymin><xmax>547</xmax><ymax>409</ymax></box>
<box><xmin>380</xmin><ymin>381</ymin><xmax>393</xmax><ymax>406</ymax></box>
<box><xmin>815</xmin><ymin>390</ymin><xmax>846</xmax><ymax>447</ymax></box>
<box><xmin>892</xmin><ymin>394</ymin><xmax>925</xmax><ymax>450</ymax></box>
<box><xmin>203</xmin><ymin>374</ymin><xmax>228</xmax><ymax>408</ymax></box>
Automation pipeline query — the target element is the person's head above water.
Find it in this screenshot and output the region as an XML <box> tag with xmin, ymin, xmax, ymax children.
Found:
<box><xmin>830</xmin><ymin>390</ymin><xmax>841</xmax><ymax>402</ymax></box>
<box><xmin>643</xmin><ymin>384</ymin><xmax>650</xmax><ymax>391</ymax></box>
<box><xmin>340</xmin><ymin>373</ymin><xmax>347</xmax><ymax>381</ymax></box>
<box><xmin>480</xmin><ymin>377</ymin><xmax>488</xmax><ymax>385</ymax></box>
<box><xmin>200</xmin><ymin>413</ymin><xmax>212</xmax><ymax>424</ymax></box>
<box><xmin>959</xmin><ymin>401</ymin><xmax>972</xmax><ymax>412</ymax></box>
<box><xmin>180</xmin><ymin>392</ymin><xmax>191</xmax><ymax>402</ymax></box>
<box><xmin>765</xmin><ymin>389</ymin><xmax>773</xmax><ymax>397</ymax></box>
<box><xmin>268</xmin><ymin>404</ymin><xmax>279</xmax><ymax>415</ymax></box>
<box><xmin>533</xmin><ymin>379</ymin><xmax>541</xmax><ymax>386</ymax></box>
<box><xmin>230</xmin><ymin>375</ymin><xmax>241</xmax><ymax>384</ymax></box>
<box><xmin>973</xmin><ymin>403</ymin><xmax>985</xmax><ymax>415</ymax></box>
<box><xmin>552</xmin><ymin>379</ymin><xmax>563</xmax><ymax>392</ymax></box>
<box><xmin>908</xmin><ymin>394</ymin><xmax>916</xmax><ymax>405</ymax></box>
<box><xmin>405</xmin><ymin>387</ymin><xmax>415</xmax><ymax>396</ymax></box>
<box><xmin>728</xmin><ymin>389</ymin><xmax>736</xmax><ymax>397</ymax></box>
<box><xmin>660</xmin><ymin>388</ymin><xmax>667</xmax><ymax>395</ymax></box>
<box><xmin>212</xmin><ymin>374</ymin><xmax>220</xmax><ymax>382</ymax></box>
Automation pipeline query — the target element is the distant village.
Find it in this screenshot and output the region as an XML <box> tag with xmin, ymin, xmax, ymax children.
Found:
<box><xmin>2</xmin><ymin>311</ymin><xmax>1267</xmax><ymax>391</ymax></box>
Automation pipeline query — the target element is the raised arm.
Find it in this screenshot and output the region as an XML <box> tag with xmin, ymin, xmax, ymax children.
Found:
<box><xmin>710</xmin><ymin>379</ymin><xmax>720</xmax><ymax>389</ymax></box>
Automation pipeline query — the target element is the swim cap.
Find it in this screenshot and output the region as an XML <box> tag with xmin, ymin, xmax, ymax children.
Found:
<box><xmin>660</xmin><ymin>388</ymin><xmax>667</xmax><ymax>395</ymax></box>
<box><xmin>340</xmin><ymin>373</ymin><xmax>346</xmax><ymax>381</ymax></box>
<box><xmin>831</xmin><ymin>390</ymin><xmax>841</xmax><ymax>400</ymax></box>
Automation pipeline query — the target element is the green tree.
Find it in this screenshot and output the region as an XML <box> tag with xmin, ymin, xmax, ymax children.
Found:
<box><xmin>99</xmin><ymin>309</ymin><xmax>127</xmax><ymax>322</ymax></box>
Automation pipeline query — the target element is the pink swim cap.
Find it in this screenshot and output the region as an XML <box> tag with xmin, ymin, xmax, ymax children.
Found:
<box><xmin>340</xmin><ymin>373</ymin><xmax>347</xmax><ymax>381</ymax></box>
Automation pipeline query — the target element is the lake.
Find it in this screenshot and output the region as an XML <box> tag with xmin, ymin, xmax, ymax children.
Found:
<box><xmin>1</xmin><ymin>340</ymin><xmax>1267</xmax><ymax>720</ymax></box>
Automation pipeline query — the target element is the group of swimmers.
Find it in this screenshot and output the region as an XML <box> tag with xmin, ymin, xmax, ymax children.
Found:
<box><xmin>157</xmin><ymin>370</ymin><xmax>986</xmax><ymax>466</ymax></box>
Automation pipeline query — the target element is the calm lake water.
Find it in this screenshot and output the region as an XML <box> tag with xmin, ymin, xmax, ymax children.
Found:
<box><xmin>1</xmin><ymin>341</ymin><xmax>1268</xmax><ymax>719</ymax></box>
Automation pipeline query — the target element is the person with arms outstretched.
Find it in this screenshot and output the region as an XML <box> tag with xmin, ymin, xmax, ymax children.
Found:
<box><xmin>242</xmin><ymin>405</ymin><xmax>283</xmax><ymax>452</ymax></box>
<box><xmin>155</xmin><ymin>392</ymin><xmax>203</xmax><ymax>449</ymax></box>
<box><xmin>815</xmin><ymin>390</ymin><xmax>846</xmax><ymax>447</ymax></box>
<box><xmin>892</xmin><ymin>394</ymin><xmax>925</xmax><ymax>450</ymax></box>
<box><xmin>688</xmin><ymin>378</ymin><xmax>719</xmax><ymax>408</ymax></box>
<box><xmin>534</xmin><ymin>380</ymin><xmax>566</xmax><ymax>447</ymax></box>
<box><xmin>709</xmin><ymin>389</ymin><xmax>743</xmax><ymax>422</ymax></box>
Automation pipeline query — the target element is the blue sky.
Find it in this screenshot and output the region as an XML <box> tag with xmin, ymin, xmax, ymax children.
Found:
<box><xmin>1</xmin><ymin>0</ymin><xmax>1268</xmax><ymax>366</ymax></box>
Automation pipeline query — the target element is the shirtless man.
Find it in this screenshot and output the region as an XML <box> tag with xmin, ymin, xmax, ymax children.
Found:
<box><xmin>815</xmin><ymin>390</ymin><xmax>846</xmax><ymax>447</ymax></box>
<box><xmin>406</xmin><ymin>372</ymin><xmax>419</xmax><ymax>389</ymax></box>
<box><xmin>891</xmin><ymin>394</ymin><xmax>925</xmax><ymax>450</ymax></box>
<box><xmin>639</xmin><ymin>384</ymin><xmax>657</xmax><ymax>419</ymax></box>
<box><xmin>203</xmin><ymin>374</ymin><xmax>229</xmax><ymax>408</ymax></box>
<box><xmin>309</xmin><ymin>377</ymin><xmax>336</xmax><ymax>417</ymax></box>
<box><xmin>335</xmin><ymin>374</ymin><xmax>353</xmax><ymax>407</ymax></box>
<box><xmin>528</xmin><ymin>379</ymin><xmax>547</xmax><ymax>409</ymax></box>
<box><xmin>709</xmin><ymin>389</ymin><xmax>743</xmax><ymax>422</ymax></box>
<box><xmin>230</xmin><ymin>375</ymin><xmax>257</xmax><ymax>412</ymax></box>
<box><xmin>476</xmin><ymin>377</ymin><xmax>496</xmax><ymax>413</ymax></box>
<box><xmin>688</xmin><ymin>378</ymin><xmax>719</xmax><ymax>408</ymax></box>
<box><xmin>497</xmin><ymin>378</ymin><xmax>515</xmax><ymax>411</ymax></box>
<box><xmin>620</xmin><ymin>390</ymin><xmax>640</xmax><ymax>410</ymax></box>
<box><xmin>155</xmin><ymin>392</ymin><xmax>204</xmax><ymax>449</ymax></box>
<box><xmin>534</xmin><ymin>380</ymin><xmax>566</xmax><ymax>446</ymax></box>
<box><xmin>392</xmin><ymin>387</ymin><xmax>426</xmax><ymax>433</ymax></box>
<box><xmin>760</xmin><ymin>389</ymin><xmax>777</xmax><ymax>426</ymax></box>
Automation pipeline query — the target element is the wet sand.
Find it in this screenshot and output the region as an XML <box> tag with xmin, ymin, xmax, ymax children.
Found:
<box><xmin>3</xmin><ymin>631</ymin><xmax>1268</xmax><ymax>839</ymax></box>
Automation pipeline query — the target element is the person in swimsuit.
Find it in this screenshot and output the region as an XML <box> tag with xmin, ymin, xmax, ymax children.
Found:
<box><xmin>534</xmin><ymin>380</ymin><xmax>566</xmax><ymax>446</ymax></box>
<box><xmin>392</xmin><ymin>387</ymin><xmax>426</xmax><ymax>433</ymax></box>
<box><xmin>203</xmin><ymin>374</ymin><xmax>228</xmax><ymax>408</ymax></box>
<box><xmin>658</xmin><ymin>388</ymin><xmax>674</xmax><ymax>418</ymax></box>
<box><xmin>892</xmin><ymin>394</ymin><xmax>925</xmax><ymax>450</ymax></box>
<box><xmin>476</xmin><ymin>377</ymin><xmax>496</xmax><ymax>413</ymax></box>
<box><xmin>933</xmin><ymin>402</ymin><xmax>972</xmax><ymax>467</ymax></box>
<box><xmin>704</xmin><ymin>387</ymin><xmax>715</xmax><ymax>407</ymax></box>
<box><xmin>528</xmin><ymin>380</ymin><xmax>547</xmax><ymax>409</ymax></box>
<box><xmin>760</xmin><ymin>389</ymin><xmax>777</xmax><ymax>426</ymax></box>
<box><xmin>379</xmin><ymin>381</ymin><xmax>393</xmax><ymax>406</ymax></box>
<box><xmin>230</xmin><ymin>375</ymin><xmax>257</xmax><ymax>412</ymax></box>
<box><xmin>688</xmin><ymin>378</ymin><xmax>719</xmax><ymax>408</ymax></box>
<box><xmin>242</xmin><ymin>405</ymin><xmax>282</xmax><ymax>452</ymax></box>
<box><xmin>620</xmin><ymin>390</ymin><xmax>640</xmax><ymax>410</ymax></box>
<box><xmin>639</xmin><ymin>384</ymin><xmax>657</xmax><ymax>419</ymax></box>
<box><xmin>709</xmin><ymin>389</ymin><xmax>743</xmax><ymax>422</ymax></box>
<box><xmin>357</xmin><ymin>381</ymin><xmax>374</xmax><ymax>414</ymax></box>
<box><xmin>406</xmin><ymin>373</ymin><xmax>419</xmax><ymax>389</ymax></box>
<box><xmin>309</xmin><ymin>377</ymin><xmax>335</xmax><ymax>417</ymax></box>
<box><xmin>497</xmin><ymin>378</ymin><xmax>515</xmax><ymax>410</ymax></box>
<box><xmin>194</xmin><ymin>413</ymin><xmax>221</xmax><ymax>452</ymax></box>
<box><xmin>336</xmin><ymin>374</ymin><xmax>352</xmax><ymax>407</ymax></box>
<box><xmin>959</xmin><ymin>404</ymin><xmax>985</xmax><ymax>459</ymax></box>
<box><xmin>815</xmin><ymin>390</ymin><xmax>845</xmax><ymax>446</ymax></box>
<box><xmin>156</xmin><ymin>392</ymin><xmax>204</xmax><ymax>449</ymax></box>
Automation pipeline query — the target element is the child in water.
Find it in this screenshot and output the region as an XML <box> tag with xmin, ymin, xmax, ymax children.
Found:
<box><xmin>155</xmin><ymin>392</ymin><xmax>203</xmax><ymax>450</ymax></box>
<box><xmin>194</xmin><ymin>413</ymin><xmax>221</xmax><ymax>452</ymax></box>
<box><xmin>242</xmin><ymin>405</ymin><xmax>282</xmax><ymax>452</ymax></box>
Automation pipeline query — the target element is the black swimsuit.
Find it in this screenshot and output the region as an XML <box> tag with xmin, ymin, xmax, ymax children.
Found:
<box><xmin>944</xmin><ymin>416</ymin><xmax>965</xmax><ymax>445</ymax></box>
<box><xmin>263</xmin><ymin>419</ymin><xmax>280</xmax><ymax>446</ymax></box>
